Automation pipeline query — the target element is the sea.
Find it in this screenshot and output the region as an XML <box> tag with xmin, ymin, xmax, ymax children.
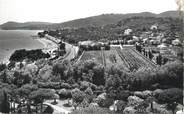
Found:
<box><xmin>0</xmin><ymin>30</ymin><xmax>44</xmax><ymax>63</ymax></box>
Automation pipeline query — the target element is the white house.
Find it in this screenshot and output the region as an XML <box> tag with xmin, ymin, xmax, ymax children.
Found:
<box><xmin>150</xmin><ymin>24</ymin><xmax>158</xmax><ymax>30</ymax></box>
<box><xmin>124</xmin><ymin>29</ymin><xmax>133</xmax><ymax>35</ymax></box>
<box><xmin>172</xmin><ymin>39</ymin><xmax>181</xmax><ymax>46</ymax></box>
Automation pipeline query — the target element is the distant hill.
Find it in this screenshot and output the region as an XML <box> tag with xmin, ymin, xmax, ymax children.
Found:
<box><xmin>51</xmin><ymin>12</ymin><xmax>157</xmax><ymax>29</ymax></box>
<box><xmin>0</xmin><ymin>21</ymin><xmax>52</xmax><ymax>30</ymax></box>
<box><xmin>158</xmin><ymin>11</ymin><xmax>182</xmax><ymax>18</ymax></box>
<box><xmin>0</xmin><ymin>10</ymin><xmax>180</xmax><ymax>30</ymax></box>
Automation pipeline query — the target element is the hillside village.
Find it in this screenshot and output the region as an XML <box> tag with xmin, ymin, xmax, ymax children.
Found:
<box><xmin>0</xmin><ymin>16</ymin><xmax>183</xmax><ymax>114</ymax></box>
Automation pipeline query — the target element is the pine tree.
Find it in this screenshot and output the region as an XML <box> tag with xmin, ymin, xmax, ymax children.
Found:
<box><xmin>1</xmin><ymin>90</ymin><xmax>10</xmax><ymax>113</ymax></box>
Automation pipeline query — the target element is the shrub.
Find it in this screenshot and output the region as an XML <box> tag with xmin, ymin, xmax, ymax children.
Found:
<box><xmin>85</xmin><ymin>87</ymin><xmax>95</xmax><ymax>103</ymax></box>
<box><xmin>156</xmin><ymin>88</ymin><xmax>182</xmax><ymax>104</ymax></box>
<box><xmin>80</xmin><ymin>81</ymin><xmax>91</xmax><ymax>91</ymax></box>
<box><xmin>116</xmin><ymin>100</ymin><xmax>127</xmax><ymax>112</ymax></box>
<box><xmin>127</xmin><ymin>96</ymin><xmax>144</xmax><ymax>106</ymax></box>
<box><xmin>58</xmin><ymin>89</ymin><xmax>72</xmax><ymax>99</ymax></box>
<box><xmin>38</xmin><ymin>82</ymin><xmax>60</xmax><ymax>89</ymax></box>
<box><xmin>71</xmin><ymin>107</ymin><xmax>117</xmax><ymax>114</ymax></box>
<box><xmin>60</xmin><ymin>83</ymin><xmax>72</xmax><ymax>89</ymax></box>
<box><xmin>71</xmin><ymin>88</ymin><xmax>86</xmax><ymax>104</ymax></box>
<box><xmin>116</xmin><ymin>90</ymin><xmax>132</xmax><ymax>101</ymax></box>
<box><xmin>97</xmin><ymin>97</ymin><xmax>114</xmax><ymax>108</ymax></box>
<box><xmin>0</xmin><ymin>64</ymin><xmax>6</xmax><ymax>72</ymax></box>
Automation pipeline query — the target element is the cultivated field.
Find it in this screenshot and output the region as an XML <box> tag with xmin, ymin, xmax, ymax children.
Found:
<box><xmin>78</xmin><ymin>47</ymin><xmax>157</xmax><ymax>71</ymax></box>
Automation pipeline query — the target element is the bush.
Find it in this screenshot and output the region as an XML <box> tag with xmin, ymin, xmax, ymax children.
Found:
<box><xmin>97</xmin><ymin>97</ymin><xmax>114</xmax><ymax>108</ymax></box>
<box><xmin>85</xmin><ymin>87</ymin><xmax>94</xmax><ymax>103</ymax></box>
<box><xmin>58</xmin><ymin>89</ymin><xmax>72</xmax><ymax>99</ymax></box>
<box><xmin>127</xmin><ymin>96</ymin><xmax>144</xmax><ymax>106</ymax></box>
<box><xmin>156</xmin><ymin>88</ymin><xmax>182</xmax><ymax>104</ymax></box>
<box><xmin>80</xmin><ymin>81</ymin><xmax>91</xmax><ymax>91</ymax></box>
<box><xmin>116</xmin><ymin>90</ymin><xmax>132</xmax><ymax>101</ymax></box>
<box><xmin>38</xmin><ymin>82</ymin><xmax>60</xmax><ymax>89</ymax></box>
<box><xmin>134</xmin><ymin>90</ymin><xmax>152</xmax><ymax>99</ymax></box>
<box><xmin>156</xmin><ymin>60</ymin><xmax>183</xmax><ymax>88</ymax></box>
<box><xmin>0</xmin><ymin>64</ymin><xmax>6</xmax><ymax>72</ymax></box>
<box><xmin>116</xmin><ymin>100</ymin><xmax>127</xmax><ymax>112</ymax></box>
<box><xmin>71</xmin><ymin>88</ymin><xmax>86</xmax><ymax>104</ymax></box>
<box><xmin>71</xmin><ymin>107</ymin><xmax>118</xmax><ymax>114</ymax></box>
<box><xmin>60</xmin><ymin>83</ymin><xmax>72</xmax><ymax>89</ymax></box>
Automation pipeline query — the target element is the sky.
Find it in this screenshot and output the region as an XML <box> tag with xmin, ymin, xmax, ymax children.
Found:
<box><xmin>0</xmin><ymin>0</ymin><xmax>178</xmax><ymax>24</ymax></box>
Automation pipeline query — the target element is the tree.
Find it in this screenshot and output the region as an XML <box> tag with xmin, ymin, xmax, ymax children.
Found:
<box><xmin>85</xmin><ymin>87</ymin><xmax>94</xmax><ymax>103</ymax></box>
<box><xmin>157</xmin><ymin>61</ymin><xmax>183</xmax><ymax>88</ymax></box>
<box><xmin>59</xmin><ymin>42</ymin><xmax>66</xmax><ymax>50</ymax></box>
<box><xmin>9</xmin><ymin>49</ymin><xmax>50</xmax><ymax>62</ymax></box>
<box><xmin>106</xmin><ymin>74</ymin><xmax>122</xmax><ymax>89</ymax></box>
<box><xmin>157</xmin><ymin>88</ymin><xmax>182</xmax><ymax>104</ymax></box>
<box><xmin>148</xmin><ymin>50</ymin><xmax>154</xmax><ymax>60</ymax></box>
<box><xmin>71</xmin><ymin>88</ymin><xmax>85</xmax><ymax>109</ymax></box>
<box><xmin>116</xmin><ymin>90</ymin><xmax>131</xmax><ymax>101</ymax></box>
<box><xmin>97</xmin><ymin>97</ymin><xmax>114</xmax><ymax>108</ymax></box>
<box><xmin>163</xmin><ymin>57</ymin><xmax>169</xmax><ymax>65</ymax></box>
<box><xmin>13</xmin><ymin>71</ymin><xmax>32</xmax><ymax>87</ymax></box>
<box><xmin>0</xmin><ymin>71</ymin><xmax>8</xmax><ymax>83</ymax></box>
<box><xmin>92</xmin><ymin>65</ymin><xmax>105</xmax><ymax>85</ymax></box>
<box><xmin>0</xmin><ymin>90</ymin><xmax>10</xmax><ymax>113</ymax></box>
<box><xmin>52</xmin><ymin>63</ymin><xmax>67</xmax><ymax>82</ymax></box>
<box><xmin>58</xmin><ymin>89</ymin><xmax>72</xmax><ymax>99</ymax></box>
<box><xmin>156</xmin><ymin>54</ymin><xmax>162</xmax><ymax>66</ymax></box>
<box><xmin>146</xmin><ymin>96</ymin><xmax>156</xmax><ymax>112</ymax></box>
<box><xmin>166</xmin><ymin>102</ymin><xmax>178</xmax><ymax>114</ymax></box>
<box><xmin>116</xmin><ymin>100</ymin><xmax>127</xmax><ymax>112</ymax></box>
<box><xmin>29</xmin><ymin>89</ymin><xmax>55</xmax><ymax>113</ymax></box>
<box><xmin>135</xmin><ymin>44</ymin><xmax>142</xmax><ymax>53</ymax></box>
<box><xmin>0</xmin><ymin>64</ymin><xmax>6</xmax><ymax>72</ymax></box>
<box><xmin>135</xmin><ymin>101</ymin><xmax>149</xmax><ymax>113</ymax></box>
<box><xmin>17</xmin><ymin>84</ymin><xmax>38</xmax><ymax>99</ymax></box>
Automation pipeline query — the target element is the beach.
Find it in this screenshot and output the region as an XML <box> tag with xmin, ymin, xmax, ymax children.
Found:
<box><xmin>36</xmin><ymin>38</ymin><xmax>58</xmax><ymax>50</ymax></box>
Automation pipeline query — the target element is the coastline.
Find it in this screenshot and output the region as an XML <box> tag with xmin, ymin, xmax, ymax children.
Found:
<box><xmin>0</xmin><ymin>37</ymin><xmax>58</xmax><ymax>65</ymax></box>
<box><xmin>36</xmin><ymin>38</ymin><xmax>58</xmax><ymax>50</ymax></box>
<box><xmin>35</xmin><ymin>37</ymin><xmax>59</xmax><ymax>58</ymax></box>
<box><xmin>0</xmin><ymin>38</ymin><xmax>58</xmax><ymax>65</ymax></box>
<box><xmin>0</xmin><ymin>30</ymin><xmax>44</xmax><ymax>64</ymax></box>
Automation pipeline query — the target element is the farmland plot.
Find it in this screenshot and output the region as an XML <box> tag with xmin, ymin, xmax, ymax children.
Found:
<box><xmin>79</xmin><ymin>51</ymin><xmax>103</xmax><ymax>65</ymax></box>
<box><xmin>116</xmin><ymin>47</ymin><xmax>157</xmax><ymax>71</ymax></box>
<box><xmin>104</xmin><ymin>50</ymin><xmax>129</xmax><ymax>70</ymax></box>
<box><xmin>78</xmin><ymin>47</ymin><xmax>157</xmax><ymax>71</ymax></box>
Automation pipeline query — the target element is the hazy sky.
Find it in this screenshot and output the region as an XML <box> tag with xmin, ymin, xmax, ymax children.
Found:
<box><xmin>0</xmin><ymin>0</ymin><xmax>178</xmax><ymax>24</ymax></box>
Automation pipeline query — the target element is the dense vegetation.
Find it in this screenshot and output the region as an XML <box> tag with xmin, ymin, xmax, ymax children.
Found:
<box><xmin>9</xmin><ymin>49</ymin><xmax>50</xmax><ymax>62</ymax></box>
<box><xmin>0</xmin><ymin>58</ymin><xmax>182</xmax><ymax>113</ymax></box>
<box><xmin>48</xmin><ymin>17</ymin><xmax>183</xmax><ymax>43</ymax></box>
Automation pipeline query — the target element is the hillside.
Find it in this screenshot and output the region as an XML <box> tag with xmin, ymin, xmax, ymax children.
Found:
<box><xmin>47</xmin><ymin>16</ymin><xmax>182</xmax><ymax>43</ymax></box>
<box><xmin>0</xmin><ymin>21</ymin><xmax>52</xmax><ymax>30</ymax></box>
<box><xmin>158</xmin><ymin>10</ymin><xmax>182</xmax><ymax>18</ymax></box>
<box><xmin>0</xmin><ymin>10</ymin><xmax>181</xmax><ymax>30</ymax></box>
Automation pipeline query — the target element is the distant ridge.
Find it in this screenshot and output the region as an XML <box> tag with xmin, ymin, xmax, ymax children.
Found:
<box><xmin>0</xmin><ymin>21</ymin><xmax>52</xmax><ymax>30</ymax></box>
<box><xmin>0</xmin><ymin>10</ymin><xmax>180</xmax><ymax>30</ymax></box>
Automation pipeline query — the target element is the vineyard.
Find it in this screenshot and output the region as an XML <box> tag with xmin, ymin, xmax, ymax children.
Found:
<box><xmin>115</xmin><ymin>47</ymin><xmax>157</xmax><ymax>71</ymax></box>
<box><xmin>78</xmin><ymin>47</ymin><xmax>157</xmax><ymax>71</ymax></box>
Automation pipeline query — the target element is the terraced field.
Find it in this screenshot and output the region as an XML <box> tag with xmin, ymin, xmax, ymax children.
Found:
<box><xmin>78</xmin><ymin>47</ymin><xmax>157</xmax><ymax>71</ymax></box>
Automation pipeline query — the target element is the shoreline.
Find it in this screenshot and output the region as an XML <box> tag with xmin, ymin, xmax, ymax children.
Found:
<box><xmin>0</xmin><ymin>36</ymin><xmax>59</xmax><ymax>65</ymax></box>
<box><xmin>36</xmin><ymin>37</ymin><xmax>58</xmax><ymax>50</ymax></box>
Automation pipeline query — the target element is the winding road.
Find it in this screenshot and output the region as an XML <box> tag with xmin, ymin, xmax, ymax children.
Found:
<box><xmin>43</xmin><ymin>102</ymin><xmax>71</xmax><ymax>114</ymax></box>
